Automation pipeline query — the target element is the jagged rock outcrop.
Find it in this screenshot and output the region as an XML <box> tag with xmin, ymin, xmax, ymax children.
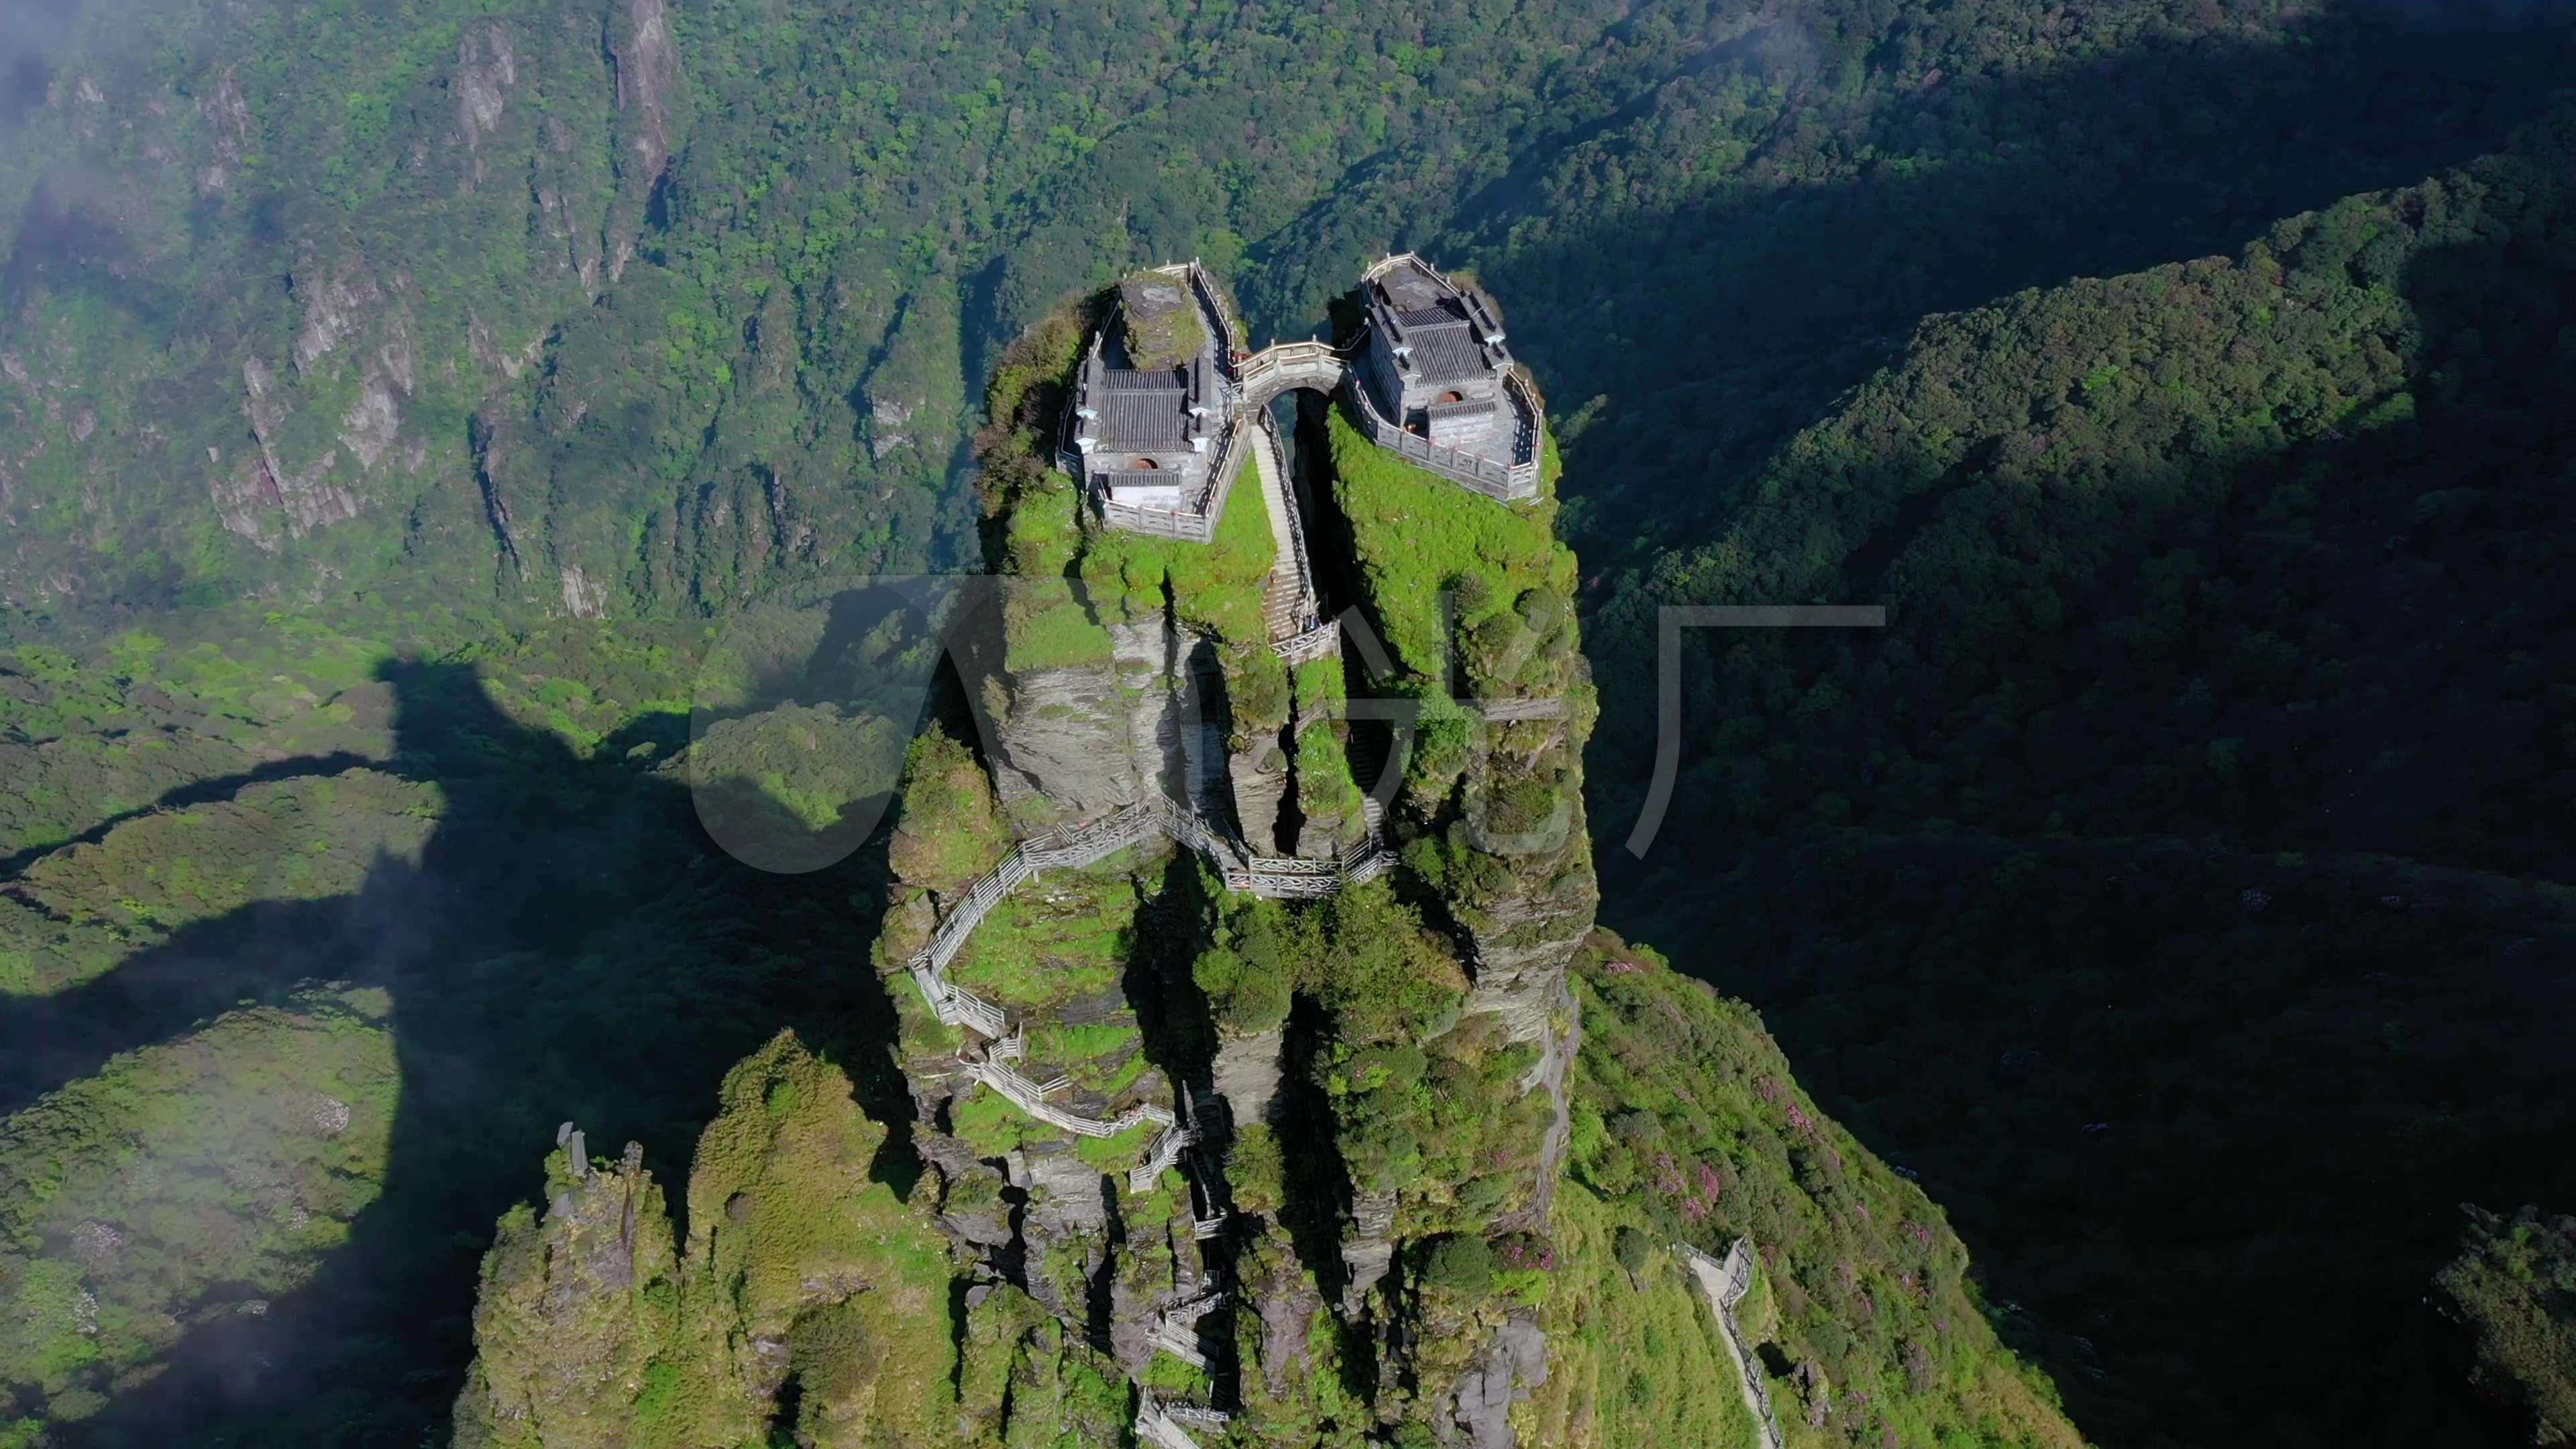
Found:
<box><xmin>454</xmin><ymin>1036</ymin><xmax>959</xmax><ymax>1449</ymax></box>
<box><xmin>1446</xmin><ymin>1313</ymin><xmax>1548</xmax><ymax>1449</ymax></box>
<box><xmin>1211</xmin><ymin>1028</ymin><xmax>1284</xmax><ymax>1126</ymax></box>
<box><xmin>451</xmin><ymin>1138</ymin><xmax>676</xmax><ymax>1449</ymax></box>
<box><xmin>1342</xmin><ymin>1188</ymin><xmax>1400</xmax><ymax>1312</ymax></box>
<box><xmin>1230</xmin><ymin>737</ymin><xmax>1291</xmax><ymax>853</ymax></box>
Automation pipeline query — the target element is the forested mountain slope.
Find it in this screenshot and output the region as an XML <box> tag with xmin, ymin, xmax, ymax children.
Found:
<box><xmin>0</xmin><ymin>0</ymin><xmax>1803</xmax><ymax>618</ymax></box>
<box><xmin>433</xmin><ymin>290</ymin><xmax>2087</xmax><ymax>1448</ymax></box>
<box><xmin>1590</xmin><ymin>102</ymin><xmax>2576</xmax><ymax>1448</ymax></box>
<box><xmin>7</xmin><ymin>1</ymin><xmax>2569</xmax><ymax>623</ymax></box>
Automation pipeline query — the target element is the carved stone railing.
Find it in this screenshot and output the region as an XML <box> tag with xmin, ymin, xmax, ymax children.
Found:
<box><xmin>1128</xmin><ymin>1120</ymin><xmax>1197</xmax><ymax>1193</ymax></box>
<box><xmin>1162</xmin><ymin>1289</ymin><xmax>1224</xmax><ymax>1322</ymax></box>
<box><xmin>1360</xmin><ymin>252</ymin><xmax>1426</xmax><ymax>284</ymax></box>
<box><xmin>1136</xmin><ymin>1393</ymin><xmax>1228</xmax><ymax>1449</ymax></box>
<box><xmin>906</xmin><ymin>799</ymin><xmax>1393</xmax><ymax>1192</ymax></box>
<box><xmin>1145</xmin><ymin>1288</ymin><xmax>1225</xmax><ymax>1367</ymax></box>
<box><xmin>1233</xmin><ymin>339</ymin><xmax>1351</xmax><ymax>409</ymax></box>
<box><xmin>1682</xmin><ymin>1240</ymin><xmax>1788</xmax><ymax>1449</ymax></box>
<box><xmin>1155</xmin><ymin>260</ymin><xmax>1242</xmax><ymax>366</ymax></box>
<box><xmin>1275</xmin><ymin>621</ymin><xmax>1339</xmax><ymax>665</ymax></box>
<box><xmin>907</xmin><ymin>793</ymin><xmax>1392</xmax><ymax>1024</ymax></box>
<box><xmin>904</xmin><ymin>789</ymin><xmax>1397</xmax><ymax>1191</ymax></box>
<box><xmin>1097</xmin><ymin>498</ymin><xmax>1211</xmax><ymax>541</ymax></box>
<box><xmin>908</xmin><ymin>802</ymin><xmax>1197</xmax><ymax>1034</ymax></box>
<box><xmin>1501</xmin><ymin>366</ymin><xmax>1544</xmax><ymax>484</ymax></box>
<box><xmin>966</xmin><ymin>1059</ymin><xmax>1177</xmax><ymax>1140</ymax></box>
<box><xmin>1345</xmin><ymin>370</ymin><xmax>1540</xmax><ymax>500</ymax></box>
<box><xmin>910</xmin><ymin>961</ymin><xmax>1008</xmax><ymax>1038</ymax></box>
<box><xmin>1474</xmin><ymin>696</ymin><xmax>1567</xmax><ymax>722</ymax></box>
<box><xmin>1344</xmin><ymin>838</ymin><xmax>1393</xmax><ymax>885</ymax></box>
<box><xmin>1232</xmin><ymin>835</ymin><xmax>1386</xmax><ymax>898</ymax></box>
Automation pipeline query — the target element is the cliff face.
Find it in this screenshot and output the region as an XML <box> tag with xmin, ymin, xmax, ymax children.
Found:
<box><xmin>3</xmin><ymin>0</ymin><xmax>981</xmax><ymax>625</ymax></box>
<box><xmin>983</xmin><ymin>618</ymin><xmax>1220</xmax><ymax>827</ymax></box>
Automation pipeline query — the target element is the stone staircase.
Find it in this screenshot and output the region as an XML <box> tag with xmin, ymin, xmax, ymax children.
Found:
<box><xmin>1262</xmin><ymin>566</ymin><xmax>1305</xmax><ymax>642</ymax></box>
<box><xmin>1344</xmin><ymin>719</ymin><xmax>1390</xmax><ymax>834</ymax></box>
<box><xmin>1147</xmin><ymin>1288</ymin><xmax>1226</xmax><ymax>1368</ymax></box>
<box><xmin>1249</xmin><ymin>414</ymin><xmax>1322</xmax><ymax>647</ymax></box>
<box><xmin>1128</xmin><ymin>1120</ymin><xmax>1197</xmax><ymax>1193</ymax></box>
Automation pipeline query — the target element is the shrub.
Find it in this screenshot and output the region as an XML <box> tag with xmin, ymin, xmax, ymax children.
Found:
<box><xmin>1614</xmin><ymin>1226</ymin><xmax>1655</xmax><ymax>1276</ymax></box>
<box><xmin>1420</xmin><ymin>1234</ymin><xmax>1497</xmax><ymax>1297</ymax></box>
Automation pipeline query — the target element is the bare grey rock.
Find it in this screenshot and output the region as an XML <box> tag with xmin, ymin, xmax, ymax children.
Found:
<box><xmin>1342</xmin><ymin>1188</ymin><xmax>1399</xmax><ymax>1312</ymax></box>
<box><xmin>990</xmin><ymin>661</ymin><xmax>1135</xmax><ymax>821</ymax></box>
<box><xmin>989</xmin><ymin>620</ymin><xmax>1211</xmax><ymax>825</ymax></box>
<box><xmin>1229</xmin><ymin>740</ymin><xmax>1288</xmax><ymax>853</ymax></box>
<box><xmin>1212</xmin><ymin>1029</ymin><xmax>1284</xmax><ymax>1126</ymax></box>
<box><xmin>1256</xmin><ymin>1274</ymin><xmax>1328</xmax><ymax>1397</ymax></box>
<box><xmin>612</xmin><ymin>0</ymin><xmax>681</xmax><ymax>184</ymax></box>
<box><xmin>455</xmin><ymin>23</ymin><xmax>518</xmax><ymax>166</ymax></box>
<box><xmin>1016</xmin><ymin>1148</ymin><xmax>1110</xmax><ymax>1238</ymax></box>
<box><xmin>1447</xmin><ymin>1313</ymin><xmax>1547</xmax><ymax>1449</ymax></box>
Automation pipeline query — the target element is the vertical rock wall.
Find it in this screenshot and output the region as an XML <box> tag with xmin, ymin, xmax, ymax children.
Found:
<box><xmin>987</xmin><ymin>620</ymin><xmax>1218</xmax><ymax>825</ymax></box>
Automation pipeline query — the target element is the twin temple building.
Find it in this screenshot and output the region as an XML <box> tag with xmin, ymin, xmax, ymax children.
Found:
<box><xmin>1062</xmin><ymin>254</ymin><xmax>1542</xmax><ymax>529</ymax></box>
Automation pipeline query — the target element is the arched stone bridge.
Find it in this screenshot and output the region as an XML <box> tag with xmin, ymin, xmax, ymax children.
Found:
<box><xmin>1230</xmin><ymin>339</ymin><xmax>1352</xmax><ymax>410</ymax></box>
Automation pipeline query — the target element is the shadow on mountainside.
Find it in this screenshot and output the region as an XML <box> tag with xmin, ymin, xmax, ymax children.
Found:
<box><xmin>0</xmin><ymin>751</ymin><xmax>381</xmax><ymax>883</ymax></box>
<box><xmin>1580</xmin><ymin>119</ymin><xmax>2576</xmax><ymax>1449</ymax></box>
<box><xmin>5</xmin><ymin>657</ymin><xmax>914</xmax><ymax>1447</ymax></box>
<box><xmin>1420</xmin><ymin>1</ymin><xmax>2576</xmax><ymax>563</ymax></box>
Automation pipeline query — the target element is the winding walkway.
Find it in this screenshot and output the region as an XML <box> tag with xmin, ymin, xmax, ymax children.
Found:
<box><xmin>1682</xmin><ymin>1240</ymin><xmax>1788</xmax><ymax>1449</ymax></box>
<box><xmin>908</xmin><ymin>792</ymin><xmax>1386</xmax><ymax>1179</ymax></box>
<box><xmin>1249</xmin><ymin>411</ymin><xmax>1324</xmax><ymax>649</ymax></box>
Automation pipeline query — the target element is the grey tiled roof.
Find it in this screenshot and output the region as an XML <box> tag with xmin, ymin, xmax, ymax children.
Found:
<box><xmin>1405</xmin><ymin>322</ymin><xmax>1490</xmax><ymax>384</ymax></box>
<box><xmin>1096</xmin><ymin>368</ymin><xmax>1191</xmax><ymax>448</ymax></box>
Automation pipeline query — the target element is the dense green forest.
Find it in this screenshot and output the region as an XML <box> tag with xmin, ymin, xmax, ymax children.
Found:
<box><xmin>1591</xmin><ymin>90</ymin><xmax>2576</xmax><ymax>1449</ymax></box>
<box><xmin>13</xmin><ymin>0</ymin><xmax>2567</xmax><ymax>621</ymax></box>
<box><xmin>5</xmin><ymin>0</ymin><xmax>2576</xmax><ymax>1443</ymax></box>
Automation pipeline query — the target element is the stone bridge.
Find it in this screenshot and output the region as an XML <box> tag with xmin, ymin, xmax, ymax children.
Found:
<box><xmin>1232</xmin><ymin>338</ymin><xmax>1353</xmax><ymax>410</ymax></box>
<box><xmin>1072</xmin><ymin>260</ymin><xmax>1542</xmax><ymax>544</ymax></box>
<box><xmin>1226</xmin><ymin>331</ymin><xmax>1540</xmax><ymax>500</ymax></box>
